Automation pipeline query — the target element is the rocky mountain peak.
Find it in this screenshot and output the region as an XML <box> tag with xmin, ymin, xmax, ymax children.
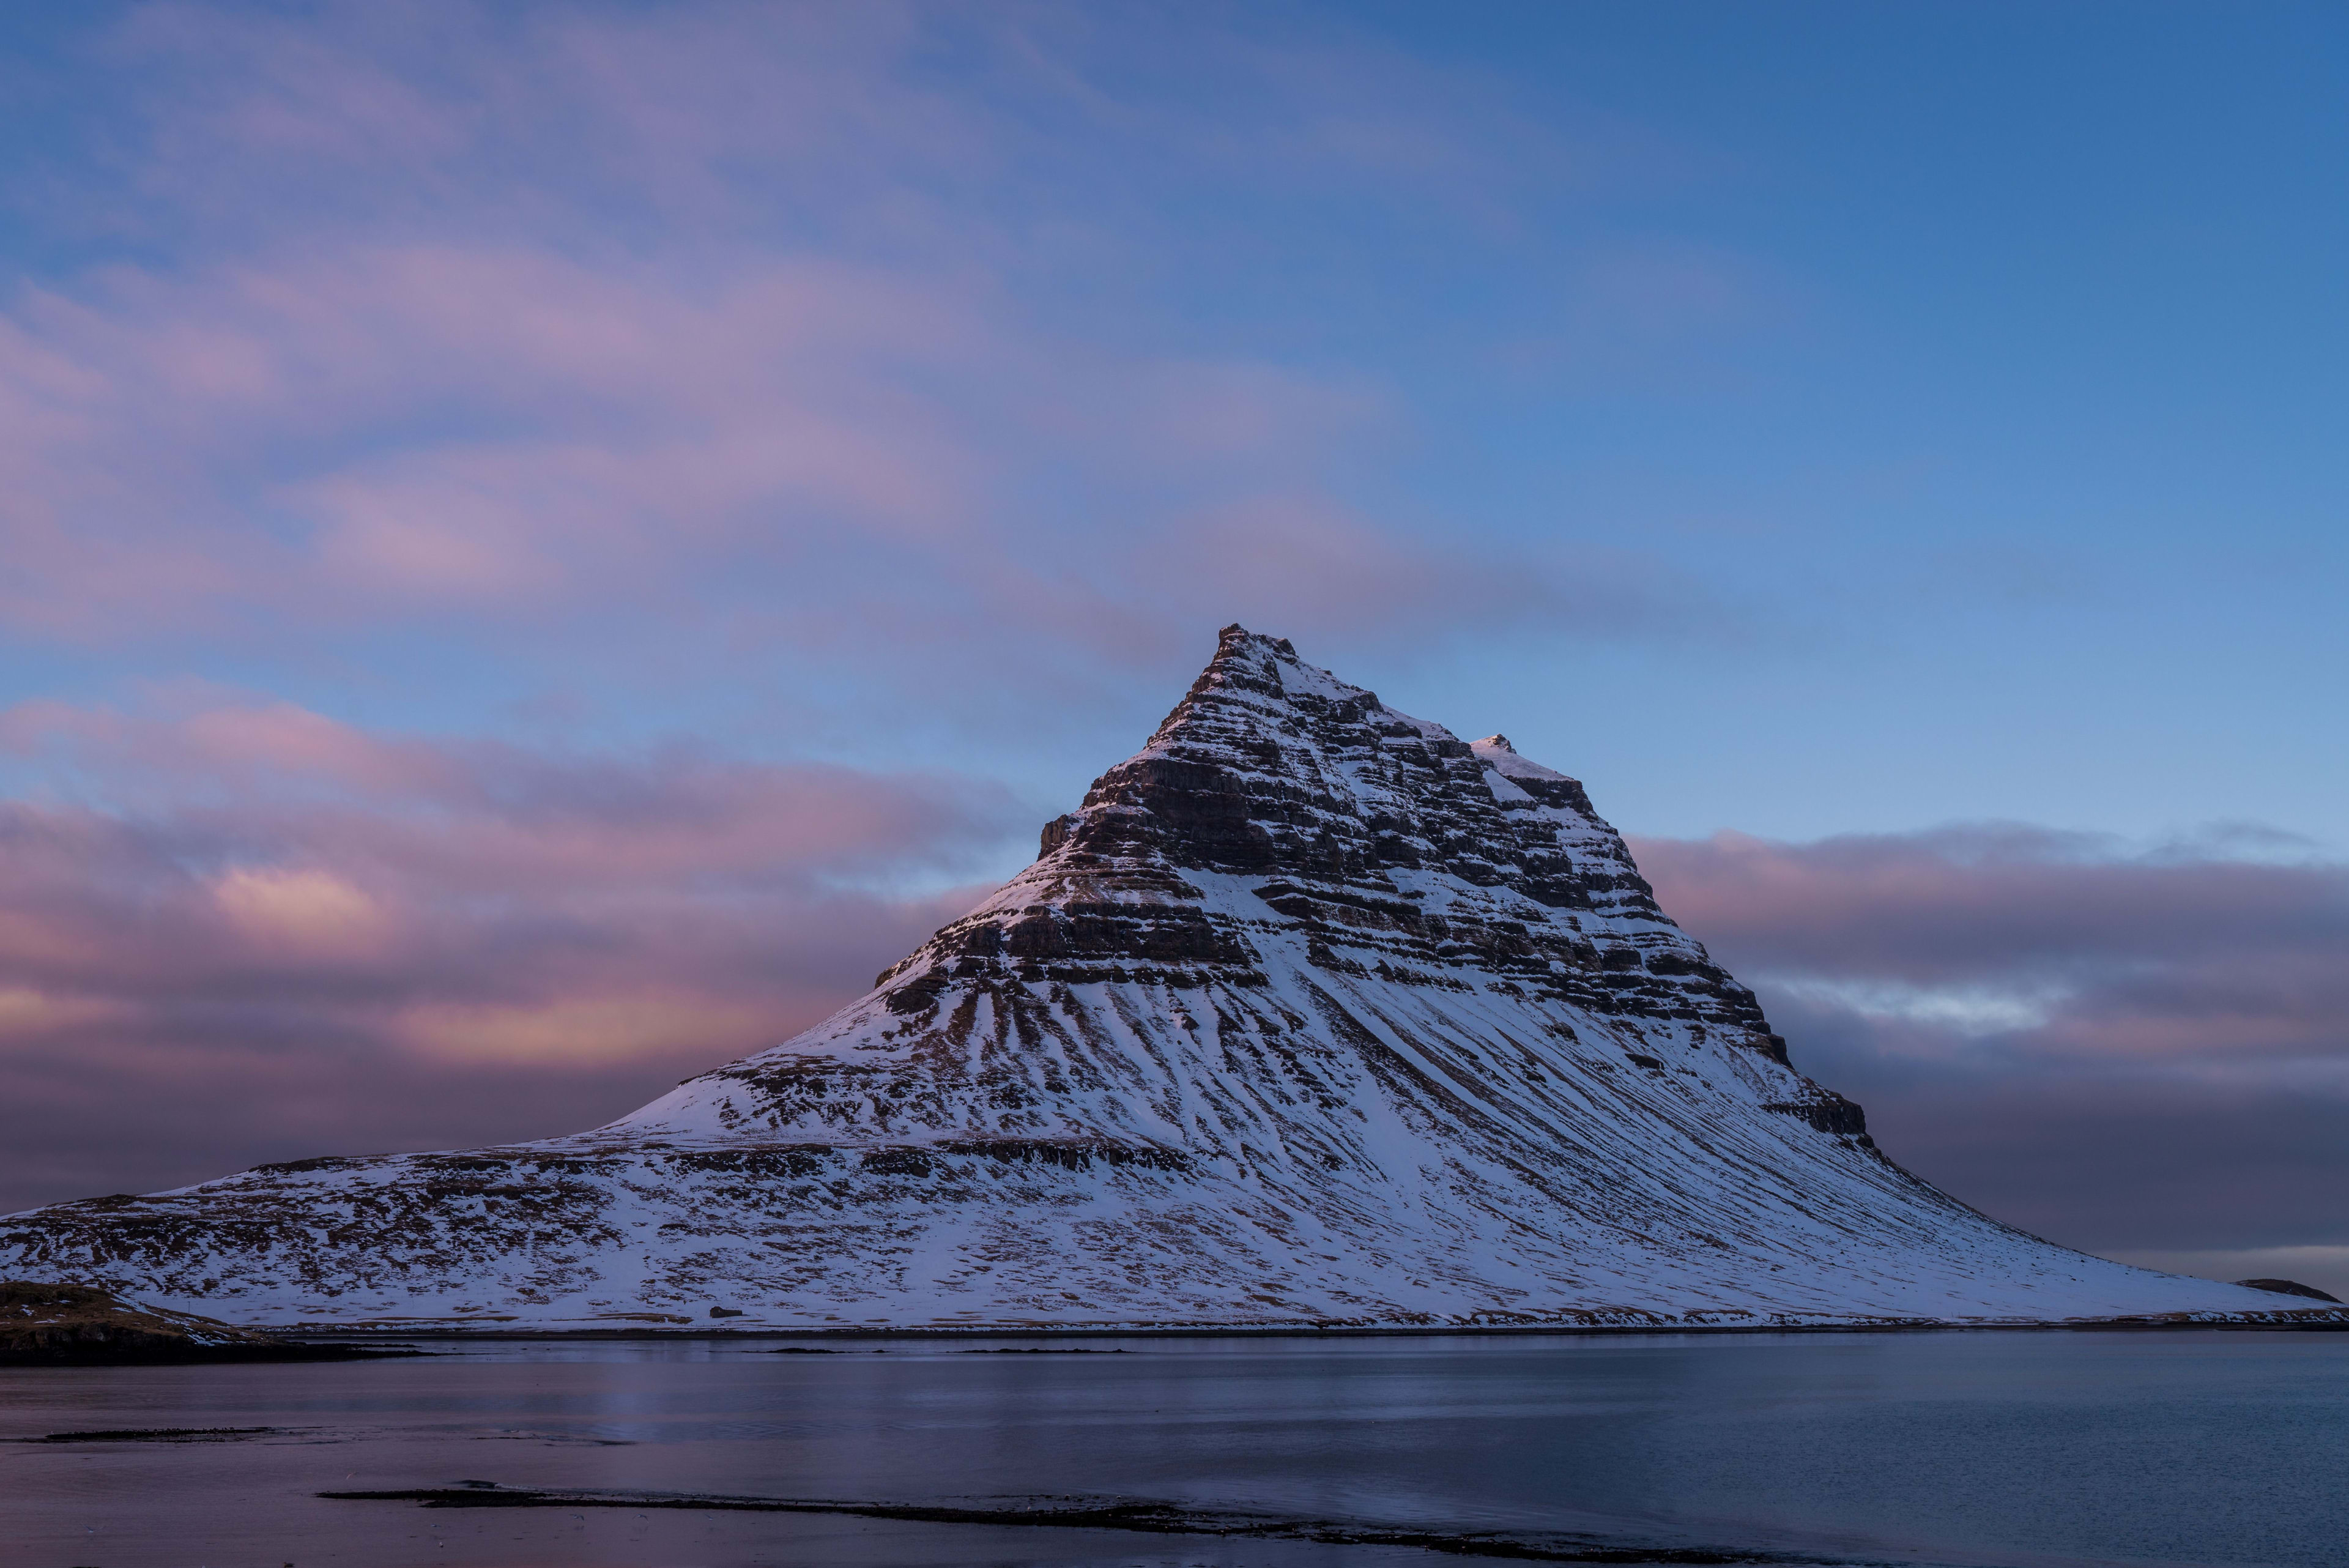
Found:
<box><xmin>7</xmin><ymin>626</ymin><xmax>2331</xmax><ymax>1332</ymax></box>
<box><xmin>880</xmin><ymin>624</ymin><xmax>1761</xmax><ymax>1055</ymax></box>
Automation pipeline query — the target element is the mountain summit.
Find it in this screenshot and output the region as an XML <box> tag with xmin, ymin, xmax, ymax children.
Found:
<box><xmin>1</xmin><ymin>628</ymin><xmax>2326</xmax><ymax>1329</ymax></box>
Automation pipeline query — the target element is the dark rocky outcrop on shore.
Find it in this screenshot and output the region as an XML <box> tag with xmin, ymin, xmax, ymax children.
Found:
<box><xmin>0</xmin><ymin>1281</ymin><xmax>406</xmax><ymax>1365</ymax></box>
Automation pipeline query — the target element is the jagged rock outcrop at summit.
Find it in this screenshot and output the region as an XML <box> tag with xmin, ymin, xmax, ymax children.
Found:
<box><xmin>0</xmin><ymin>627</ymin><xmax>2332</xmax><ymax>1331</ymax></box>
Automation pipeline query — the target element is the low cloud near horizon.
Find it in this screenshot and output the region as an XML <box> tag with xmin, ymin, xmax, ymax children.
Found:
<box><xmin>0</xmin><ymin>692</ymin><xmax>1017</xmax><ymax>1213</ymax></box>
<box><xmin>1631</xmin><ymin>826</ymin><xmax>2349</xmax><ymax>1297</ymax></box>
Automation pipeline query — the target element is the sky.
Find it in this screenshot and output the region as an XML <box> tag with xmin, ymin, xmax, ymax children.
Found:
<box><xmin>0</xmin><ymin>1</ymin><xmax>2343</xmax><ymax>1294</ymax></box>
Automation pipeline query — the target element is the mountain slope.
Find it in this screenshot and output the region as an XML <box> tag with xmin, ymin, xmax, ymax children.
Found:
<box><xmin>0</xmin><ymin>628</ymin><xmax>2325</xmax><ymax>1330</ymax></box>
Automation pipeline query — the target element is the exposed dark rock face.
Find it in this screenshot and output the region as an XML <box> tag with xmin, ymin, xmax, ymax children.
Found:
<box><xmin>1765</xmin><ymin>1094</ymin><xmax>1869</xmax><ymax>1138</ymax></box>
<box><xmin>0</xmin><ymin>627</ymin><xmax>2334</xmax><ymax>1331</ymax></box>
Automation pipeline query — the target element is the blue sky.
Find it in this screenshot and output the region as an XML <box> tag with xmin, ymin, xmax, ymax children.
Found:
<box><xmin>0</xmin><ymin>1</ymin><xmax>2342</xmax><ymax>1288</ymax></box>
<box><xmin>1</xmin><ymin>0</ymin><xmax>2341</xmax><ymax>845</ymax></box>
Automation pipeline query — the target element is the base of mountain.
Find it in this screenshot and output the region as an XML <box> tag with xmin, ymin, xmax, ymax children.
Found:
<box><xmin>117</xmin><ymin>1306</ymin><xmax>2349</xmax><ymax>1339</ymax></box>
<box><xmin>10</xmin><ymin>1280</ymin><xmax>2344</xmax><ymax>1350</ymax></box>
<box><xmin>0</xmin><ymin>1282</ymin><xmax>418</xmax><ymax>1365</ymax></box>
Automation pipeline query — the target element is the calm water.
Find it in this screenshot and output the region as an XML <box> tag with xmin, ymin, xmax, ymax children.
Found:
<box><xmin>2</xmin><ymin>1331</ymin><xmax>2342</xmax><ymax>1568</ymax></box>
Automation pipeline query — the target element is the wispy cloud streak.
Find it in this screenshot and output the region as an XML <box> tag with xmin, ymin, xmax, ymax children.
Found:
<box><xmin>0</xmin><ymin>0</ymin><xmax>1724</xmax><ymax>691</ymax></box>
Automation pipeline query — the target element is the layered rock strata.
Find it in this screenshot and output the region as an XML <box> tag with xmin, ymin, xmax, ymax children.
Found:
<box><xmin>0</xmin><ymin>628</ymin><xmax>2330</xmax><ymax>1331</ymax></box>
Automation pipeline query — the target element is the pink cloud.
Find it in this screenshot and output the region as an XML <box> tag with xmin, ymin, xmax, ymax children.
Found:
<box><xmin>2</xmin><ymin>225</ymin><xmax>1708</xmax><ymax>693</ymax></box>
<box><xmin>1633</xmin><ymin>825</ymin><xmax>2349</xmax><ymax>1066</ymax></box>
<box><xmin>0</xmin><ymin>695</ymin><xmax>1020</xmax><ymax>1212</ymax></box>
<box><xmin>1636</xmin><ymin>825</ymin><xmax>2347</xmax><ymax>989</ymax></box>
<box><xmin>0</xmin><ymin>0</ymin><xmax>1718</xmax><ymax>686</ymax></box>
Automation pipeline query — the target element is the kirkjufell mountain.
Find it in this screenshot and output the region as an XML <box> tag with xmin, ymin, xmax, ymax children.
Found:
<box><xmin>2</xmin><ymin>628</ymin><xmax>2327</xmax><ymax>1331</ymax></box>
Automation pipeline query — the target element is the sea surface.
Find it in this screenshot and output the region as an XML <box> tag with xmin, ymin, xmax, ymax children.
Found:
<box><xmin>1</xmin><ymin>1329</ymin><xmax>2342</xmax><ymax>1568</ymax></box>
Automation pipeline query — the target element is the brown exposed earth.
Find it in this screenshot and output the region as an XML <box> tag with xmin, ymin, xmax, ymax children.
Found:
<box><xmin>0</xmin><ymin>1280</ymin><xmax>413</xmax><ymax>1364</ymax></box>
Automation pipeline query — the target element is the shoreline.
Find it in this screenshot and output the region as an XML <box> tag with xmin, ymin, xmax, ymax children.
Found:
<box><xmin>276</xmin><ymin>1313</ymin><xmax>2349</xmax><ymax>1343</ymax></box>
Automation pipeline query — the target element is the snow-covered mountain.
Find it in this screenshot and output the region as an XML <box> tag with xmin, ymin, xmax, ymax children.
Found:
<box><xmin>1</xmin><ymin>628</ymin><xmax>2328</xmax><ymax>1331</ymax></box>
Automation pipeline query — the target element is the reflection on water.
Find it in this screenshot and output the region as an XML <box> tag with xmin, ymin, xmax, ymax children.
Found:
<box><xmin>2</xmin><ymin>1330</ymin><xmax>2343</xmax><ymax>1567</ymax></box>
